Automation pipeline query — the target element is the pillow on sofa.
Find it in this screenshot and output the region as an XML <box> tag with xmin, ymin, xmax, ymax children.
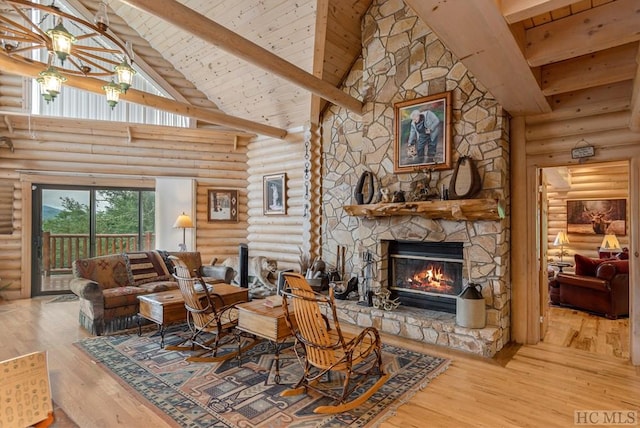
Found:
<box><xmin>126</xmin><ymin>251</ymin><xmax>172</xmax><ymax>285</ymax></box>
<box><xmin>574</xmin><ymin>254</ymin><xmax>602</xmax><ymax>276</ymax></box>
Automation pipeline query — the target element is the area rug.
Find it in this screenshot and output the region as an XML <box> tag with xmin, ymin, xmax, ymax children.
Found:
<box><xmin>75</xmin><ymin>329</ymin><xmax>450</xmax><ymax>427</ymax></box>
<box><xmin>46</xmin><ymin>294</ymin><xmax>79</xmax><ymax>303</ymax></box>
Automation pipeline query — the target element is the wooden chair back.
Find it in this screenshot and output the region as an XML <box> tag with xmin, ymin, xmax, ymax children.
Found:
<box><xmin>281</xmin><ymin>272</ymin><xmax>339</xmax><ymax>369</ymax></box>
<box><xmin>173</xmin><ymin>265</ymin><xmax>213</xmax><ymax>330</ymax></box>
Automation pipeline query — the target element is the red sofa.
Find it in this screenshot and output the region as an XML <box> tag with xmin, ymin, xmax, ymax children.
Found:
<box><xmin>553</xmin><ymin>254</ymin><xmax>629</xmax><ymax>319</ymax></box>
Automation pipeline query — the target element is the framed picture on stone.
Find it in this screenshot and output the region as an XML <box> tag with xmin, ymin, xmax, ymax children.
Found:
<box><xmin>394</xmin><ymin>91</ymin><xmax>452</xmax><ymax>173</ymax></box>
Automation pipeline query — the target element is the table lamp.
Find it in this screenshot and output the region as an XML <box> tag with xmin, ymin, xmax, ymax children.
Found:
<box><xmin>173</xmin><ymin>212</ymin><xmax>194</xmax><ymax>251</ymax></box>
<box><xmin>553</xmin><ymin>231</ymin><xmax>570</xmax><ymax>262</ymax></box>
<box><xmin>599</xmin><ymin>234</ymin><xmax>621</xmax><ymax>257</ymax></box>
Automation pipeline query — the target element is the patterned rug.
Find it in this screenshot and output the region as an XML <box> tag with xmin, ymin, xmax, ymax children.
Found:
<box><xmin>46</xmin><ymin>294</ymin><xmax>79</xmax><ymax>303</ymax></box>
<box><xmin>75</xmin><ymin>328</ymin><xmax>450</xmax><ymax>427</ymax></box>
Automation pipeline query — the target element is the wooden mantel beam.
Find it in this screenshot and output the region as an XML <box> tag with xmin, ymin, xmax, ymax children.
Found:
<box><xmin>119</xmin><ymin>0</ymin><xmax>363</xmax><ymax>115</ymax></box>
<box><xmin>0</xmin><ymin>54</ymin><xmax>288</xmax><ymax>139</ymax></box>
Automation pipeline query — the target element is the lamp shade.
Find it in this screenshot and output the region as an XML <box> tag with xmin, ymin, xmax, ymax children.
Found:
<box><xmin>173</xmin><ymin>212</ymin><xmax>193</xmax><ymax>229</ymax></box>
<box><xmin>600</xmin><ymin>234</ymin><xmax>621</xmax><ymax>251</ymax></box>
<box><xmin>102</xmin><ymin>80</ymin><xmax>122</xmax><ymax>109</ymax></box>
<box><xmin>47</xmin><ymin>20</ymin><xmax>76</xmax><ymax>63</ymax></box>
<box><xmin>553</xmin><ymin>231</ymin><xmax>569</xmax><ymax>246</ymax></box>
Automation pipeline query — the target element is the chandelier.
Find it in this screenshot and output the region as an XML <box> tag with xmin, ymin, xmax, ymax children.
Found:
<box><xmin>0</xmin><ymin>0</ymin><xmax>136</xmax><ymax>107</ymax></box>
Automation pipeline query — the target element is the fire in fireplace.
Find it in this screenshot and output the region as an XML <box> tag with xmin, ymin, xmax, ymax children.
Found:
<box><xmin>387</xmin><ymin>240</ymin><xmax>463</xmax><ymax>313</ymax></box>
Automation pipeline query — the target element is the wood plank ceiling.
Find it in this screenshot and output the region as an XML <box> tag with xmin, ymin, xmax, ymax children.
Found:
<box><xmin>2</xmin><ymin>0</ymin><xmax>639</xmax><ymax>136</ymax></box>
<box><xmin>110</xmin><ymin>0</ymin><xmax>328</xmax><ymax>130</ymax></box>
<box><xmin>106</xmin><ymin>0</ymin><xmax>640</xmax><ymax>134</ymax></box>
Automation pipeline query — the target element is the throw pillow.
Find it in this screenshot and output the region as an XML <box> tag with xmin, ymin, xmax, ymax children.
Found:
<box><xmin>574</xmin><ymin>254</ymin><xmax>602</xmax><ymax>277</ymax></box>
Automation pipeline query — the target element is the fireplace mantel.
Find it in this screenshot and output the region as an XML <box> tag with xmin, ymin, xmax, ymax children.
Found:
<box><xmin>343</xmin><ymin>198</ymin><xmax>504</xmax><ymax>221</ymax></box>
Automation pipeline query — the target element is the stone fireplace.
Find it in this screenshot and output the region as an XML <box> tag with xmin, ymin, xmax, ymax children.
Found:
<box><xmin>320</xmin><ymin>1</ymin><xmax>510</xmax><ymax>357</ymax></box>
<box><xmin>386</xmin><ymin>240</ymin><xmax>463</xmax><ymax>313</ymax></box>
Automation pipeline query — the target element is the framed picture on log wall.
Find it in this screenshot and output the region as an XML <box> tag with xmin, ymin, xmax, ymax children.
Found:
<box><xmin>394</xmin><ymin>91</ymin><xmax>452</xmax><ymax>173</ymax></box>
<box><xmin>207</xmin><ymin>189</ymin><xmax>238</xmax><ymax>222</ymax></box>
<box><xmin>566</xmin><ymin>199</ymin><xmax>626</xmax><ymax>235</ymax></box>
<box><xmin>263</xmin><ymin>173</ymin><xmax>287</xmax><ymax>215</ymax></box>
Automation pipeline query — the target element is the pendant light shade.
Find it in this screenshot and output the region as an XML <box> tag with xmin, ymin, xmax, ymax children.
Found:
<box><xmin>47</xmin><ymin>19</ymin><xmax>76</xmax><ymax>63</ymax></box>
<box><xmin>115</xmin><ymin>58</ymin><xmax>136</xmax><ymax>92</ymax></box>
<box><xmin>37</xmin><ymin>66</ymin><xmax>67</xmax><ymax>103</ymax></box>
<box><xmin>102</xmin><ymin>80</ymin><xmax>122</xmax><ymax>109</ymax></box>
<box><xmin>94</xmin><ymin>1</ymin><xmax>110</xmax><ymax>31</ymax></box>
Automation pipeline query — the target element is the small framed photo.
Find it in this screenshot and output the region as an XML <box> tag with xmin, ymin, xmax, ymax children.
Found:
<box><xmin>207</xmin><ymin>189</ymin><xmax>238</xmax><ymax>222</ymax></box>
<box><xmin>394</xmin><ymin>91</ymin><xmax>452</xmax><ymax>173</ymax></box>
<box><xmin>263</xmin><ymin>173</ymin><xmax>287</xmax><ymax>215</ymax></box>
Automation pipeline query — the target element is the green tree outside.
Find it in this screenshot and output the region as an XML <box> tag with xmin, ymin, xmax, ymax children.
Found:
<box><xmin>42</xmin><ymin>190</ymin><xmax>155</xmax><ymax>258</ymax></box>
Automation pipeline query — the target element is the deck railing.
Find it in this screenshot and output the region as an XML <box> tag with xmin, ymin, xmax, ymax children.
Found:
<box><xmin>42</xmin><ymin>232</ymin><xmax>155</xmax><ymax>275</ymax></box>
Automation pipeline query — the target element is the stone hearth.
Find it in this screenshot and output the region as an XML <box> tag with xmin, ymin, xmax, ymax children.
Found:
<box><xmin>334</xmin><ymin>299</ymin><xmax>501</xmax><ymax>357</ymax></box>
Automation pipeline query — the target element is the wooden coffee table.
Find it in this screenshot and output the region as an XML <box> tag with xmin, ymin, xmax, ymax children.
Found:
<box><xmin>235</xmin><ymin>299</ymin><xmax>295</xmax><ymax>383</ymax></box>
<box><xmin>138</xmin><ymin>284</ymin><xmax>248</xmax><ymax>347</ymax></box>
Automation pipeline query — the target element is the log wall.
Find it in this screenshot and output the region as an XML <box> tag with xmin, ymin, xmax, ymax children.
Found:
<box><xmin>246</xmin><ymin>129</ymin><xmax>307</xmax><ymax>271</ymax></box>
<box><xmin>0</xmin><ymin>72</ymin><xmax>25</xmax><ymax>113</ymax></box>
<box><xmin>0</xmin><ymin>113</ymin><xmax>249</xmax><ymax>298</ymax></box>
<box><xmin>545</xmin><ymin>161</ymin><xmax>629</xmax><ymax>265</ymax></box>
<box><xmin>512</xmin><ymin>107</ymin><xmax>640</xmax><ymax>349</ymax></box>
<box><xmin>524</xmin><ymin>109</ymin><xmax>638</xmax><ymax>264</ymax></box>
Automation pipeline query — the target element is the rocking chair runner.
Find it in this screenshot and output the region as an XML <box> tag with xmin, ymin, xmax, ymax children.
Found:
<box><xmin>169</xmin><ymin>265</ymin><xmax>250</xmax><ymax>362</ymax></box>
<box><xmin>280</xmin><ymin>272</ymin><xmax>389</xmax><ymax>414</ymax></box>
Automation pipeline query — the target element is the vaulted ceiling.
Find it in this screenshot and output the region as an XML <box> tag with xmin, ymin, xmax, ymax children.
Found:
<box><xmin>1</xmin><ymin>0</ymin><xmax>639</xmax><ymax>137</ymax></box>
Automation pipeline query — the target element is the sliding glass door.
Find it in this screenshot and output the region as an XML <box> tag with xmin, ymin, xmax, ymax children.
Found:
<box><xmin>31</xmin><ymin>185</ymin><xmax>155</xmax><ymax>296</ymax></box>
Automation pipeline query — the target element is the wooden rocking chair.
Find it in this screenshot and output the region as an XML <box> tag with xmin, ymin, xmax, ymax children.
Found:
<box><xmin>280</xmin><ymin>272</ymin><xmax>389</xmax><ymax>414</ymax></box>
<box><xmin>169</xmin><ymin>265</ymin><xmax>251</xmax><ymax>362</ymax></box>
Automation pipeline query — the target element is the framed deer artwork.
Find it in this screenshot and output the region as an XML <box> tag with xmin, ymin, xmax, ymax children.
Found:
<box><xmin>566</xmin><ymin>199</ymin><xmax>626</xmax><ymax>235</ymax></box>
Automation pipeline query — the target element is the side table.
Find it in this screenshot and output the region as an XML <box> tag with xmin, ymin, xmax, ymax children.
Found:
<box><xmin>235</xmin><ymin>300</ymin><xmax>296</xmax><ymax>384</ymax></box>
<box><xmin>138</xmin><ymin>284</ymin><xmax>248</xmax><ymax>347</ymax></box>
<box><xmin>549</xmin><ymin>261</ymin><xmax>573</xmax><ymax>273</ymax></box>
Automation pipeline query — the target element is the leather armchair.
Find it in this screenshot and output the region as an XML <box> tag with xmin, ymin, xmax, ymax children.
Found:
<box><xmin>555</xmin><ymin>259</ymin><xmax>629</xmax><ymax>319</ymax></box>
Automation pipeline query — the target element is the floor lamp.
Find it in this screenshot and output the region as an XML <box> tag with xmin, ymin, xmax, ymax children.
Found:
<box><xmin>173</xmin><ymin>212</ymin><xmax>194</xmax><ymax>251</ymax></box>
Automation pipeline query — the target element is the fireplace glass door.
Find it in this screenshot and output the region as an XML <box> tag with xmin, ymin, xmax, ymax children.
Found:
<box><xmin>387</xmin><ymin>240</ymin><xmax>463</xmax><ymax>313</ymax></box>
<box><xmin>392</xmin><ymin>255</ymin><xmax>463</xmax><ymax>297</ymax></box>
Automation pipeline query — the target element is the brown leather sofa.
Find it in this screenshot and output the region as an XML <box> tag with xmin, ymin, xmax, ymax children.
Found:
<box><xmin>553</xmin><ymin>254</ymin><xmax>629</xmax><ymax>319</ymax></box>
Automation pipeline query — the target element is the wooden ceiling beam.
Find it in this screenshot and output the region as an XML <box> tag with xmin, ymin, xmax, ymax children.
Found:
<box><xmin>0</xmin><ymin>53</ymin><xmax>287</xmax><ymax>139</ymax></box>
<box><xmin>541</xmin><ymin>42</ymin><xmax>638</xmax><ymax>96</ymax></box>
<box><xmin>529</xmin><ymin>81</ymin><xmax>632</xmax><ymax>123</ymax></box>
<box><xmin>525</xmin><ymin>0</ymin><xmax>640</xmax><ymax>67</ymax></box>
<box><xmin>501</xmin><ymin>0</ymin><xmax>579</xmax><ymax>24</ymax></box>
<box><xmin>310</xmin><ymin>0</ymin><xmax>330</xmax><ymax>121</ymax></box>
<box><xmin>119</xmin><ymin>0</ymin><xmax>364</xmax><ymax>115</ymax></box>
<box><xmin>404</xmin><ymin>0</ymin><xmax>550</xmax><ymax>115</ymax></box>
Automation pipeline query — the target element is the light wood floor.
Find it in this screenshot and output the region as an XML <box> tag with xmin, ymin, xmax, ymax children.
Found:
<box><xmin>543</xmin><ymin>305</ymin><xmax>630</xmax><ymax>360</ymax></box>
<box><xmin>0</xmin><ymin>298</ymin><xmax>637</xmax><ymax>428</ymax></box>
